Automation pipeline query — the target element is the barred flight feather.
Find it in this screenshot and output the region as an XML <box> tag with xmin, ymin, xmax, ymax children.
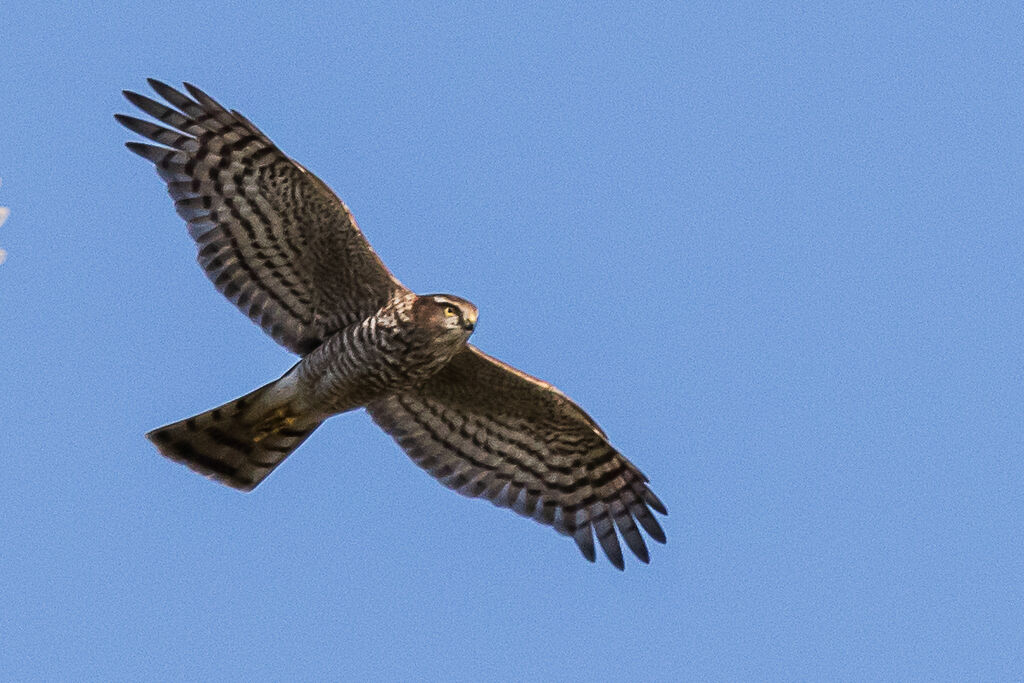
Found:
<box><xmin>118</xmin><ymin>79</ymin><xmax>404</xmax><ymax>355</ymax></box>
<box><xmin>368</xmin><ymin>346</ymin><xmax>666</xmax><ymax>570</ymax></box>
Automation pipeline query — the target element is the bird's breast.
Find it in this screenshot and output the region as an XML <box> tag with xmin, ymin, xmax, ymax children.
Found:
<box><xmin>294</xmin><ymin>317</ymin><xmax>463</xmax><ymax>416</ymax></box>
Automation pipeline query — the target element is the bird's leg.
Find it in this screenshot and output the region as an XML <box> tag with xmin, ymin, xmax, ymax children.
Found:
<box><xmin>252</xmin><ymin>406</ymin><xmax>299</xmax><ymax>443</ymax></box>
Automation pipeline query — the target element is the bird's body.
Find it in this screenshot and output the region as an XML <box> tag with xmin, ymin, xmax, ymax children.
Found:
<box><xmin>294</xmin><ymin>292</ymin><xmax>478</xmax><ymax>415</ymax></box>
<box><xmin>149</xmin><ymin>291</ymin><xmax>478</xmax><ymax>490</ymax></box>
<box><xmin>118</xmin><ymin>80</ymin><xmax>666</xmax><ymax>569</ymax></box>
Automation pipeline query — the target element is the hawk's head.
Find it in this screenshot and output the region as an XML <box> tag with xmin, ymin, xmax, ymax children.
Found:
<box><xmin>416</xmin><ymin>294</ymin><xmax>478</xmax><ymax>339</ymax></box>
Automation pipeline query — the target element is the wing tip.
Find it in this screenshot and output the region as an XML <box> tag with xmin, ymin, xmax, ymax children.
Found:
<box><xmin>123</xmin><ymin>140</ymin><xmax>168</xmax><ymax>161</ymax></box>
<box><xmin>646</xmin><ymin>490</ymin><xmax>668</xmax><ymax>516</ymax></box>
<box><xmin>183</xmin><ymin>81</ymin><xmax>218</xmax><ymax>107</ymax></box>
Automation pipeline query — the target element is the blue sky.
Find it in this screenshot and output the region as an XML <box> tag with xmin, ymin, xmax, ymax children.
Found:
<box><xmin>2</xmin><ymin>3</ymin><xmax>1022</xmax><ymax>680</ymax></box>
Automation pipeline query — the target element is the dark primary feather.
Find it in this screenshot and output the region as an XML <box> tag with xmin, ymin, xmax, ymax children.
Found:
<box><xmin>367</xmin><ymin>345</ymin><xmax>667</xmax><ymax>570</ymax></box>
<box><xmin>117</xmin><ymin>79</ymin><xmax>405</xmax><ymax>355</ymax></box>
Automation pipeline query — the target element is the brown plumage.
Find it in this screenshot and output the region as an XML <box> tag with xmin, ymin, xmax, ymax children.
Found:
<box><xmin>118</xmin><ymin>80</ymin><xmax>666</xmax><ymax>569</ymax></box>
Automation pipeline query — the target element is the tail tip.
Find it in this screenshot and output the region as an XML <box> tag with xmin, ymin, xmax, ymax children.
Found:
<box><xmin>146</xmin><ymin>427</ymin><xmax>171</xmax><ymax>445</ymax></box>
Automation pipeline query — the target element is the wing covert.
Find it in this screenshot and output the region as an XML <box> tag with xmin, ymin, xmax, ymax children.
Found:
<box><xmin>117</xmin><ymin>80</ymin><xmax>405</xmax><ymax>354</ymax></box>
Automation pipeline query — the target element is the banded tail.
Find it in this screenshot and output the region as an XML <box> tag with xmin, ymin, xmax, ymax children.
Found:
<box><xmin>146</xmin><ymin>378</ymin><xmax>322</xmax><ymax>491</ymax></box>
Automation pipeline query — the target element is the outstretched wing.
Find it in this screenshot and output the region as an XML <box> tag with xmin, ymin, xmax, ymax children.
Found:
<box><xmin>117</xmin><ymin>80</ymin><xmax>404</xmax><ymax>354</ymax></box>
<box><xmin>366</xmin><ymin>346</ymin><xmax>667</xmax><ymax>569</ymax></box>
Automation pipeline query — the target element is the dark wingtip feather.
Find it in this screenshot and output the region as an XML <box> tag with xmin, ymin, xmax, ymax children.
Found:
<box><xmin>123</xmin><ymin>141</ymin><xmax>167</xmax><ymax>161</ymax></box>
<box><xmin>147</xmin><ymin>79</ymin><xmax>198</xmax><ymax>111</ymax></box>
<box><xmin>146</xmin><ymin>77</ymin><xmax>172</xmax><ymax>91</ymax></box>
<box><xmin>115</xmin><ymin>114</ymin><xmax>155</xmax><ymax>136</ymax></box>
<box><xmin>183</xmin><ymin>82</ymin><xmax>220</xmax><ymax>108</ymax></box>
<box><xmin>594</xmin><ymin>511</ymin><xmax>625</xmax><ymax>570</ymax></box>
<box><xmin>632</xmin><ymin>539</ymin><xmax>651</xmax><ymax>564</ymax></box>
<box><xmin>645</xmin><ymin>489</ymin><xmax>668</xmax><ymax>516</ymax></box>
<box><xmin>573</xmin><ymin>525</ymin><xmax>596</xmax><ymax>563</ymax></box>
<box><xmin>639</xmin><ymin>510</ymin><xmax>667</xmax><ymax>545</ymax></box>
<box><xmin>123</xmin><ymin>89</ymin><xmax>153</xmax><ymax>110</ymax></box>
<box><xmin>620</xmin><ymin>525</ymin><xmax>650</xmax><ymax>564</ymax></box>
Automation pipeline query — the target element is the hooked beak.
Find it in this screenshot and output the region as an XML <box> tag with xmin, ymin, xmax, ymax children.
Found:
<box><xmin>462</xmin><ymin>309</ymin><xmax>477</xmax><ymax>332</ymax></box>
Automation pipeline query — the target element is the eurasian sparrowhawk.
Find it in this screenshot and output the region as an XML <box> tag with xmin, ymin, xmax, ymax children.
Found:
<box><xmin>117</xmin><ymin>80</ymin><xmax>666</xmax><ymax>569</ymax></box>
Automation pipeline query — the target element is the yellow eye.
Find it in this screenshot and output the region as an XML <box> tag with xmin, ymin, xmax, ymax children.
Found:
<box><xmin>444</xmin><ymin>305</ymin><xmax>458</xmax><ymax>318</ymax></box>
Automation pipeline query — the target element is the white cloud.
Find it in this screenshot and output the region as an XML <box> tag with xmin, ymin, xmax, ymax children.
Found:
<box><xmin>0</xmin><ymin>206</ymin><xmax>7</xmax><ymax>265</ymax></box>
<box><xmin>0</xmin><ymin>178</ymin><xmax>7</xmax><ymax>265</ymax></box>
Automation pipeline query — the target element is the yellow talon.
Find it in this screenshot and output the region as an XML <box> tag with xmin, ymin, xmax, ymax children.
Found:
<box><xmin>252</xmin><ymin>408</ymin><xmax>297</xmax><ymax>443</ymax></box>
